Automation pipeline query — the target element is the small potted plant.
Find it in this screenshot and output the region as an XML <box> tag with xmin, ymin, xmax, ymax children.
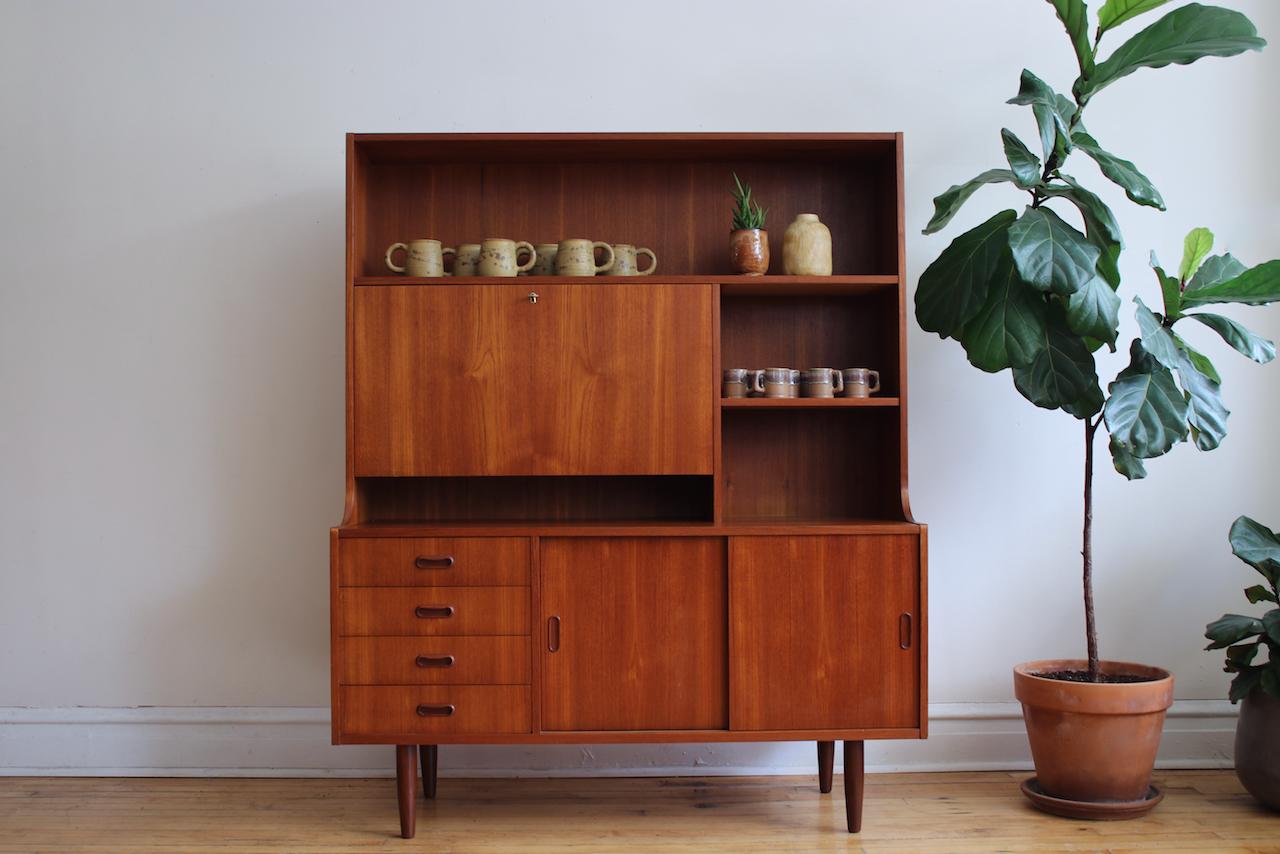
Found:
<box><xmin>917</xmin><ymin>0</ymin><xmax>1274</xmax><ymax>817</ymax></box>
<box><xmin>1205</xmin><ymin>515</ymin><xmax>1280</xmax><ymax>812</ymax></box>
<box><xmin>729</xmin><ymin>172</ymin><xmax>769</xmax><ymax>275</ymax></box>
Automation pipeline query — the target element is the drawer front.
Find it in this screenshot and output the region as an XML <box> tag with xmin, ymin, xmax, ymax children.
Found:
<box><xmin>339</xmin><ymin>537</ymin><xmax>529</xmax><ymax>587</ymax></box>
<box><xmin>341</xmin><ymin>685</ymin><xmax>530</xmax><ymax>736</ymax></box>
<box><xmin>337</xmin><ymin>587</ymin><xmax>529</xmax><ymax>636</ymax></box>
<box><xmin>339</xmin><ymin>636</ymin><xmax>530</xmax><ymax>685</ymax></box>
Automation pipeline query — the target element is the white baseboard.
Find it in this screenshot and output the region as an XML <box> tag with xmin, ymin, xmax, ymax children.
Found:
<box><xmin>0</xmin><ymin>701</ymin><xmax>1236</xmax><ymax>777</ymax></box>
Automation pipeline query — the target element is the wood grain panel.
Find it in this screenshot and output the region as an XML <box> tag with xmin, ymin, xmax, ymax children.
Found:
<box><xmin>729</xmin><ymin>535</ymin><xmax>920</xmax><ymax>730</ymax></box>
<box><xmin>337</xmin><ymin>587</ymin><xmax>529</xmax><ymax>637</ymax></box>
<box><xmin>340</xmin><ymin>686</ymin><xmax>530</xmax><ymax>737</ymax></box>
<box><xmin>540</xmin><ymin>537</ymin><xmax>727</xmax><ymax>731</ymax></box>
<box><xmin>339</xmin><ymin>537</ymin><xmax>529</xmax><ymax>587</ymax></box>
<box><xmin>353</xmin><ymin>285</ymin><xmax>535</xmax><ymax>476</ymax></box>
<box><xmin>533</xmin><ymin>284</ymin><xmax>713</xmax><ymax>475</ymax></box>
<box><xmin>339</xmin><ymin>636</ymin><xmax>530</xmax><ymax>685</ymax></box>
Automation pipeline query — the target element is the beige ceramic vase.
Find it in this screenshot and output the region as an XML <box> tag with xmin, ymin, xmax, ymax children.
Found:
<box><xmin>783</xmin><ymin>213</ymin><xmax>832</xmax><ymax>276</ymax></box>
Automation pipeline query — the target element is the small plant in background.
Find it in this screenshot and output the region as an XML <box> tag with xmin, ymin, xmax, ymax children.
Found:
<box><xmin>915</xmin><ymin>0</ymin><xmax>1277</xmax><ymax>682</ymax></box>
<box><xmin>730</xmin><ymin>172</ymin><xmax>768</xmax><ymax>231</ymax></box>
<box><xmin>1206</xmin><ymin>516</ymin><xmax>1280</xmax><ymax>702</ymax></box>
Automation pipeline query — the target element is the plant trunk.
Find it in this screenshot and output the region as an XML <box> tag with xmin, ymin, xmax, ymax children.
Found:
<box><xmin>1084</xmin><ymin>418</ymin><xmax>1100</xmax><ymax>682</ymax></box>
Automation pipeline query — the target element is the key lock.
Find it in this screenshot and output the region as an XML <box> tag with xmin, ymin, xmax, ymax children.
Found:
<box><xmin>528</xmin><ymin>291</ymin><xmax>539</xmax><ymax>304</ymax></box>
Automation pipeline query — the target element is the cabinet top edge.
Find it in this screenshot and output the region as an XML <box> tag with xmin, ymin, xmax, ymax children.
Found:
<box><xmin>335</xmin><ymin>521</ymin><xmax>926</xmax><ymax>538</ymax></box>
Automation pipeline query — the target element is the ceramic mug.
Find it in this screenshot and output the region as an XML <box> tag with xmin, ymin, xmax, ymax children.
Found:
<box><xmin>842</xmin><ymin>367</ymin><xmax>881</xmax><ymax>398</ymax></box>
<box><xmin>753</xmin><ymin>367</ymin><xmax>795</xmax><ymax>399</ymax></box>
<box><xmin>800</xmin><ymin>367</ymin><xmax>845</xmax><ymax>398</ymax></box>
<box><xmin>526</xmin><ymin>243</ymin><xmax>559</xmax><ymax>276</ymax></box>
<box><xmin>477</xmin><ymin>238</ymin><xmax>536</xmax><ymax>277</ymax></box>
<box><xmin>788</xmin><ymin>369</ymin><xmax>801</xmax><ymax>398</ymax></box>
<box><xmin>386</xmin><ymin>239</ymin><xmax>455</xmax><ymax>277</ymax></box>
<box><xmin>452</xmin><ymin>243</ymin><xmax>482</xmax><ymax>276</ymax></box>
<box><xmin>555</xmin><ymin>239</ymin><xmax>614</xmax><ymax>276</ymax></box>
<box><xmin>722</xmin><ymin>368</ymin><xmax>750</xmax><ymax>399</ymax></box>
<box><xmin>604</xmin><ymin>243</ymin><xmax>657</xmax><ymax>276</ymax></box>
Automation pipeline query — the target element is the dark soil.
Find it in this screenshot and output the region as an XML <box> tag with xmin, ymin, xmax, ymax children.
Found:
<box><xmin>1039</xmin><ymin>669</ymin><xmax>1152</xmax><ymax>684</ymax></box>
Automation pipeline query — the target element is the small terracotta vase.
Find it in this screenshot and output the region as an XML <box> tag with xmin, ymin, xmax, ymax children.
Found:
<box><xmin>730</xmin><ymin>229</ymin><xmax>769</xmax><ymax>276</ymax></box>
<box><xmin>1014</xmin><ymin>659</ymin><xmax>1173</xmax><ymax>806</ymax></box>
<box><xmin>1235</xmin><ymin>689</ymin><xmax>1280</xmax><ymax>812</ymax></box>
<box><xmin>783</xmin><ymin>213</ymin><xmax>832</xmax><ymax>275</ymax></box>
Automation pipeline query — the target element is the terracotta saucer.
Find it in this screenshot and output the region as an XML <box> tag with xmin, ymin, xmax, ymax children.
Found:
<box><xmin>1020</xmin><ymin>777</ymin><xmax>1164</xmax><ymax>820</ymax></box>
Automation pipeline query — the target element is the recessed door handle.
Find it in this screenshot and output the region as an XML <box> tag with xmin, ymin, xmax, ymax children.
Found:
<box><xmin>416</xmin><ymin>704</ymin><xmax>455</xmax><ymax>717</ymax></box>
<box><xmin>547</xmin><ymin>616</ymin><xmax>560</xmax><ymax>652</ymax></box>
<box><xmin>899</xmin><ymin>613</ymin><xmax>913</xmax><ymax>650</ymax></box>
<box><xmin>415</xmin><ymin>555</ymin><xmax>455</xmax><ymax>569</ymax></box>
<box><xmin>415</xmin><ymin>605</ymin><xmax>455</xmax><ymax>619</ymax></box>
<box><xmin>415</xmin><ymin>654</ymin><xmax>455</xmax><ymax>668</ymax></box>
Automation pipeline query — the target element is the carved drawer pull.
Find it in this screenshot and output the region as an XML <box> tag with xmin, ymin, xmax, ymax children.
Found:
<box><xmin>416</xmin><ymin>704</ymin><xmax>455</xmax><ymax>717</ymax></box>
<box><xmin>414</xmin><ymin>605</ymin><xmax>455</xmax><ymax>619</ymax></box>
<box><xmin>899</xmin><ymin>613</ymin><xmax>913</xmax><ymax>650</ymax></box>
<box><xmin>415</xmin><ymin>555</ymin><xmax>455</xmax><ymax>569</ymax></box>
<box><xmin>547</xmin><ymin>616</ymin><xmax>561</xmax><ymax>652</ymax></box>
<box><xmin>415</xmin><ymin>654</ymin><xmax>455</xmax><ymax>668</ymax></box>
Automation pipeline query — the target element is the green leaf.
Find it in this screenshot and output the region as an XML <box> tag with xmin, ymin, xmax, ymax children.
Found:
<box><xmin>1179</xmin><ymin>227</ymin><xmax>1215</xmax><ymax>281</ymax></box>
<box><xmin>1008</xmin><ymin>207</ymin><xmax>1102</xmax><ymax>295</ymax></box>
<box><xmin>1245</xmin><ymin>585</ymin><xmax>1278</xmax><ymax>605</ymax></box>
<box><xmin>1008</xmin><ymin>70</ymin><xmax>1074</xmax><ymax>161</ymax></box>
<box><xmin>1040</xmin><ymin>177</ymin><xmax>1124</xmax><ymax>293</ymax></box>
<box><xmin>1185</xmin><ymin>313</ymin><xmax>1276</xmax><ymax>364</ymax></box>
<box><xmin>1109</xmin><ymin>435</ymin><xmax>1148</xmax><ymax>479</ymax></box>
<box><xmin>1172</xmin><ymin>332</ymin><xmax>1221</xmax><ymax>383</ymax></box>
<box><xmin>1012</xmin><ymin>304</ymin><xmax>1100</xmax><ymax>412</ymax></box>
<box><xmin>1265</xmin><ymin>611</ymin><xmax>1280</xmax><ymax>645</ymax></box>
<box><xmin>917</xmin><ymin>210</ymin><xmax>1018</xmax><ymax>338</ymax></box>
<box><xmin>1229</xmin><ymin>516</ymin><xmax>1280</xmax><ymax>586</ymax></box>
<box><xmin>1205</xmin><ymin>613</ymin><xmax>1264</xmax><ymax>648</ymax></box>
<box><xmin>1073</xmin><ymin>131</ymin><xmax>1165</xmax><ymax>210</ymax></box>
<box><xmin>1133</xmin><ymin>297</ymin><xmax>1181</xmax><ymax>371</ymax></box>
<box><xmin>1175</xmin><ymin>349</ymin><xmax>1229</xmax><ymax>451</ymax></box>
<box><xmin>1097</xmin><ymin>0</ymin><xmax>1171</xmax><ymax>34</ymax></box>
<box><xmin>1187</xmin><ymin>253</ymin><xmax>1247</xmax><ymax>293</ymax></box>
<box><xmin>1064</xmin><ymin>381</ymin><xmax>1106</xmax><ymax>419</ymax></box>
<box><xmin>1048</xmin><ymin>0</ymin><xmax>1095</xmax><ymax>75</ymax></box>
<box><xmin>1229</xmin><ymin>668</ymin><xmax>1263</xmax><ymax>702</ymax></box>
<box><xmin>1227</xmin><ymin>642</ymin><xmax>1262</xmax><ymax>667</ymax></box>
<box><xmin>1082</xmin><ymin>4</ymin><xmax>1266</xmax><ymax>97</ymax></box>
<box><xmin>1104</xmin><ymin>339</ymin><xmax>1189</xmax><ymax>459</ymax></box>
<box><xmin>923</xmin><ymin>169</ymin><xmax>1018</xmax><ymax>235</ymax></box>
<box><xmin>958</xmin><ymin>251</ymin><xmax>1050</xmax><ymax>372</ymax></box>
<box><xmin>1149</xmin><ymin>253</ymin><xmax>1182</xmax><ymax>321</ymax></box>
<box><xmin>1181</xmin><ymin>260</ymin><xmax>1280</xmax><ymax>307</ymax></box>
<box><xmin>1001</xmin><ymin>130</ymin><xmax>1042</xmax><ymax>188</ymax></box>
<box><xmin>1066</xmin><ymin>275</ymin><xmax>1122</xmax><ymax>346</ymax></box>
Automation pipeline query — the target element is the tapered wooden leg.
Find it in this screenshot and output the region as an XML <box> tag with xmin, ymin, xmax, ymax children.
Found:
<box><xmin>817</xmin><ymin>741</ymin><xmax>834</xmax><ymax>793</ymax></box>
<box><xmin>843</xmin><ymin>740</ymin><xmax>864</xmax><ymax>833</ymax></box>
<box><xmin>395</xmin><ymin>745</ymin><xmax>416</xmax><ymax>839</ymax></box>
<box><xmin>420</xmin><ymin>744</ymin><xmax>438</xmax><ymax>800</ymax></box>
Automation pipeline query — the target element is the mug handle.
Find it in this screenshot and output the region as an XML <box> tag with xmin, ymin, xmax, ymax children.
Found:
<box><xmin>750</xmin><ymin>370</ymin><xmax>765</xmax><ymax>394</ymax></box>
<box><xmin>636</xmin><ymin>247</ymin><xmax>657</xmax><ymax>276</ymax></box>
<box><xmin>832</xmin><ymin>372</ymin><xmax>845</xmax><ymax>395</ymax></box>
<box><xmin>593</xmin><ymin>241</ymin><xmax>615</xmax><ymax>273</ymax></box>
<box><xmin>442</xmin><ymin>246</ymin><xmax>456</xmax><ymax>277</ymax></box>
<box><xmin>514</xmin><ymin>241</ymin><xmax>537</xmax><ymax>273</ymax></box>
<box><xmin>868</xmin><ymin>371</ymin><xmax>881</xmax><ymax>393</ymax></box>
<box><xmin>385</xmin><ymin>243</ymin><xmax>408</xmax><ymax>273</ymax></box>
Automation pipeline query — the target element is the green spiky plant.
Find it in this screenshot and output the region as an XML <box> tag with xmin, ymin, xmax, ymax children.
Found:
<box><xmin>730</xmin><ymin>172</ymin><xmax>768</xmax><ymax>231</ymax></box>
<box><xmin>916</xmin><ymin>1</ymin><xmax>1279</xmax><ymax>682</ymax></box>
<box><xmin>1205</xmin><ymin>516</ymin><xmax>1280</xmax><ymax>702</ymax></box>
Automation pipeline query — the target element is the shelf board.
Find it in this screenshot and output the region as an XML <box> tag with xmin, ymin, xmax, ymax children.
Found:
<box><xmin>354</xmin><ymin>275</ymin><xmax>899</xmax><ymax>292</ymax></box>
<box><xmin>338</xmin><ymin>518</ymin><xmax>921</xmax><ymax>537</ymax></box>
<box><xmin>721</xmin><ymin>397</ymin><xmax>899</xmax><ymax>409</ymax></box>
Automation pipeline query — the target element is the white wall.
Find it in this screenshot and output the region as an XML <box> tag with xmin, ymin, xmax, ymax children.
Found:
<box><xmin>2</xmin><ymin>0</ymin><xmax>1277</xmax><ymax>773</ymax></box>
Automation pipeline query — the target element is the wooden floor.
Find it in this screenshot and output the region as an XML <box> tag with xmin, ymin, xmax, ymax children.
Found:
<box><xmin>0</xmin><ymin>771</ymin><xmax>1275</xmax><ymax>853</ymax></box>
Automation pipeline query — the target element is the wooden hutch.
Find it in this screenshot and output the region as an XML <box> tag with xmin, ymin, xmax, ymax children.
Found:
<box><xmin>331</xmin><ymin>133</ymin><xmax>927</xmax><ymax>837</ymax></box>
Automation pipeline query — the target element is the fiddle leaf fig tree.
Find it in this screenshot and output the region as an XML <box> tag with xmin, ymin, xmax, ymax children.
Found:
<box><xmin>916</xmin><ymin>0</ymin><xmax>1275</xmax><ymax>681</ymax></box>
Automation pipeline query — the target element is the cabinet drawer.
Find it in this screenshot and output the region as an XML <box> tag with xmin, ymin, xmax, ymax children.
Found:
<box><xmin>337</xmin><ymin>587</ymin><xmax>529</xmax><ymax>636</ymax></box>
<box><xmin>341</xmin><ymin>686</ymin><xmax>530</xmax><ymax>736</ymax></box>
<box><xmin>339</xmin><ymin>636</ymin><xmax>530</xmax><ymax>685</ymax></box>
<box><xmin>339</xmin><ymin>537</ymin><xmax>529</xmax><ymax>587</ymax></box>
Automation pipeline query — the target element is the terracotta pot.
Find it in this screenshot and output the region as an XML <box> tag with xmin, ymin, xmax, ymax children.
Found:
<box><xmin>1235</xmin><ymin>689</ymin><xmax>1280</xmax><ymax>811</ymax></box>
<box><xmin>1013</xmin><ymin>659</ymin><xmax>1173</xmax><ymax>803</ymax></box>
<box><xmin>730</xmin><ymin>228</ymin><xmax>769</xmax><ymax>275</ymax></box>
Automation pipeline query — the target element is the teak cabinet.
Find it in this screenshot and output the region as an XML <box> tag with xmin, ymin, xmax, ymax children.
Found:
<box><xmin>331</xmin><ymin>133</ymin><xmax>928</xmax><ymax>838</ymax></box>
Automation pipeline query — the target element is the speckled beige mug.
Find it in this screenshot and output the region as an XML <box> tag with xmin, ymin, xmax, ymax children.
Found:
<box><xmin>604</xmin><ymin>243</ymin><xmax>657</xmax><ymax>276</ymax></box>
<box><xmin>452</xmin><ymin>243</ymin><xmax>482</xmax><ymax>276</ymax></box>
<box><xmin>385</xmin><ymin>238</ymin><xmax>455</xmax><ymax>277</ymax></box>
<box><xmin>526</xmin><ymin>243</ymin><xmax>559</xmax><ymax>276</ymax></box>
<box><xmin>477</xmin><ymin>238</ymin><xmax>536</xmax><ymax>277</ymax></box>
<box><xmin>554</xmin><ymin>239</ymin><xmax>614</xmax><ymax>277</ymax></box>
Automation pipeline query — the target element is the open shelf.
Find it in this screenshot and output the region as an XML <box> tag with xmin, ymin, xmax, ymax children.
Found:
<box><xmin>720</xmin><ymin>397</ymin><xmax>899</xmax><ymax>409</ymax></box>
<box><xmin>354</xmin><ymin>275</ymin><xmax>899</xmax><ymax>292</ymax></box>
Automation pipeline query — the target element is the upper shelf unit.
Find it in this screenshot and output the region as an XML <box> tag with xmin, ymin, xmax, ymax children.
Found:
<box><xmin>348</xmin><ymin>133</ymin><xmax>903</xmax><ymax>280</ymax></box>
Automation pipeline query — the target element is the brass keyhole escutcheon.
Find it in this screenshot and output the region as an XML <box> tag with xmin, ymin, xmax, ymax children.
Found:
<box><xmin>528</xmin><ymin>292</ymin><xmax>539</xmax><ymax>304</ymax></box>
